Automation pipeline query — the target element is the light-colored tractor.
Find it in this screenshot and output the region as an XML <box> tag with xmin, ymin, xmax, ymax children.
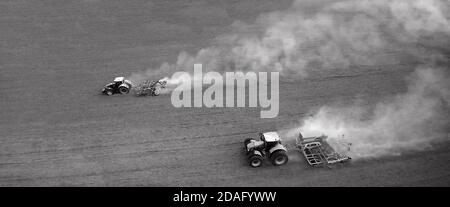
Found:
<box><xmin>244</xmin><ymin>132</ymin><xmax>289</xmax><ymax>167</ymax></box>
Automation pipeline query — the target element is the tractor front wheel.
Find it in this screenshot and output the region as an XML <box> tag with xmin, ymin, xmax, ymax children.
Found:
<box><xmin>248</xmin><ymin>154</ymin><xmax>263</xmax><ymax>168</ymax></box>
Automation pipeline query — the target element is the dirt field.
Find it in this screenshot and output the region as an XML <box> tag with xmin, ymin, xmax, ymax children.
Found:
<box><xmin>1</xmin><ymin>0</ymin><xmax>449</xmax><ymax>186</ymax></box>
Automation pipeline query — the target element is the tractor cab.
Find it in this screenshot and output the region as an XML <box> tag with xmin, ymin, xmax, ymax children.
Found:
<box><xmin>260</xmin><ymin>131</ymin><xmax>282</xmax><ymax>150</ymax></box>
<box><xmin>113</xmin><ymin>77</ymin><xmax>132</xmax><ymax>85</ymax></box>
<box><xmin>113</xmin><ymin>77</ymin><xmax>132</xmax><ymax>86</ymax></box>
<box><xmin>114</xmin><ymin>77</ymin><xmax>125</xmax><ymax>83</ymax></box>
<box><xmin>261</xmin><ymin>132</ymin><xmax>281</xmax><ymax>143</ymax></box>
<box><xmin>113</xmin><ymin>77</ymin><xmax>130</xmax><ymax>86</ymax></box>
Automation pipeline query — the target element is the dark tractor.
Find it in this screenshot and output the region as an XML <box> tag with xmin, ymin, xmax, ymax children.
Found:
<box><xmin>102</xmin><ymin>77</ymin><xmax>132</xmax><ymax>96</ymax></box>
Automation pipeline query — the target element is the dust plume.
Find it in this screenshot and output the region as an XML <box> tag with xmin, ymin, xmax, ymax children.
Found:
<box><xmin>127</xmin><ymin>0</ymin><xmax>450</xmax><ymax>158</ymax></box>
<box><xmin>292</xmin><ymin>67</ymin><xmax>449</xmax><ymax>159</ymax></box>
<box><xmin>128</xmin><ymin>0</ymin><xmax>450</xmax><ymax>84</ymax></box>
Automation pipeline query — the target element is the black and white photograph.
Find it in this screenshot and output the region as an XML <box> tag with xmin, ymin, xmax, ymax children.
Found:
<box><xmin>1</xmin><ymin>0</ymin><xmax>449</xmax><ymax>191</ymax></box>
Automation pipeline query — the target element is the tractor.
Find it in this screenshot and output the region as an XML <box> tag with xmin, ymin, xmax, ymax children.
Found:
<box><xmin>243</xmin><ymin>132</ymin><xmax>288</xmax><ymax>167</ymax></box>
<box><xmin>101</xmin><ymin>77</ymin><xmax>132</xmax><ymax>96</ymax></box>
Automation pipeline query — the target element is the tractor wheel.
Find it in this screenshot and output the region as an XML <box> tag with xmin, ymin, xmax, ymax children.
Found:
<box><xmin>270</xmin><ymin>150</ymin><xmax>288</xmax><ymax>166</ymax></box>
<box><xmin>248</xmin><ymin>154</ymin><xmax>263</xmax><ymax>168</ymax></box>
<box><xmin>119</xmin><ymin>86</ymin><xmax>129</xmax><ymax>94</ymax></box>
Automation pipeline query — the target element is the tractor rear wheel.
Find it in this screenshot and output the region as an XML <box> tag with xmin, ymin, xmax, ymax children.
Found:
<box><xmin>119</xmin><ymin>86</ymin><xmax>129</xmax><ymax>94</ymax></box>
<box><xmin>270</xmin><ymin>150</ymin><xmax>288</xmax><ymax>166</ymax></box>
<box><xmin>248</xmin><ymin>154</ymin><xmax>263</xmax><ymax>168</ymax></box>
